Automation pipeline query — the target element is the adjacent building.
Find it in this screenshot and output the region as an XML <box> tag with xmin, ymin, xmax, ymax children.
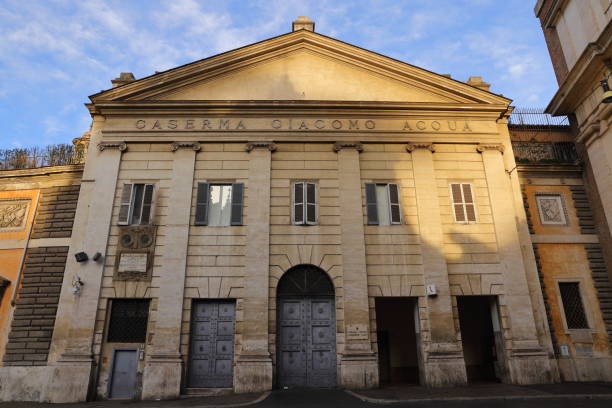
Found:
<box><xmin>0</xmin><ymin>16</ymin><xmax>610</xmax><ymax>402</ymax></box>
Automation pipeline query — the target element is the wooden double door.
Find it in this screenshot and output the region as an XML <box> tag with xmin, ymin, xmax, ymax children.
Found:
<box><xmin>187</xmin><ymin>300</ymin><xmax>235</xmax><ymax>388</ymax></box>
<box><xmin>277</xmin><ymin>296</ymin><xmax>337</xmax><ymax>387</ymax></box>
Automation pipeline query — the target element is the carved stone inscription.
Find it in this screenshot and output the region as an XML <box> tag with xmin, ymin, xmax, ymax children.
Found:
<box><xmin>118</xmin><ymin>253</ymin><xmax>148</xmax><ymax>273</ymax></box>
<box><xmin>0</xmin><ymin>199</ymin><xmax>30</xmax><ymax>232</ymax></box>
<box><xmin>131</xmin><ymin>118</ymin><xmax>476</xmax><ymax>133</ymax></box>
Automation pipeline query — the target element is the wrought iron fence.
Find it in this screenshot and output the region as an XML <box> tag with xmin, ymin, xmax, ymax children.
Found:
<box><xmin>508</xmin><ymin>107</ymin><xmax>569</xmax><ymax>128</ymax></box>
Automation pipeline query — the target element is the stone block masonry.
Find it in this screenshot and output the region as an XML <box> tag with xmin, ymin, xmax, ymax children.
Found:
<box><xmin>3</xmin><ymin>246</ymin><xmax>68</xmax><ymax>366</ymax></box>
<box><xmin>31</xmin><ymin>185</ymin><xmax>80</xmax><ymax>239</ymax></box>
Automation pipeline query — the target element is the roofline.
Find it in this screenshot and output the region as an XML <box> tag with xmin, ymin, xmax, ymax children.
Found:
<box><xmin>90</xmin><ymin>29</ymin><xmax>511</xmax><ymax>104</ymax></box>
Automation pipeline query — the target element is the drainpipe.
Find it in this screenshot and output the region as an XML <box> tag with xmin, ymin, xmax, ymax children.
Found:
<box><xmin>11</xmin><ymin>190</ymin><xmax>40</xmax><ymax>306</ymax></box>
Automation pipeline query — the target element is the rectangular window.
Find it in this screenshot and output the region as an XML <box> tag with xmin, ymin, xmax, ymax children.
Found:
<box><xmin>559</xmin><ymin>282</ymin><xmax>589</xmax><ymax>329</ymax></box>
<box><xmin>107</xmin><ymin>299</ymin><xmax>150</xmax><ymax>343</ymax></box>
<box><xmin>195</xmin><ymin>182</ymin><xmax>244</xmax><ymax>226</ymax></box>
<box><xmin>118</xmin><ymin>183</ymin><xmax>154</xmax><ymax>225</ymax></box>
<box><xmin>450</xmin><ymin>183</ymin><xmax>476</xmax><ymax>223</ymax></box>
<box><xmin>292</xmin><ymin>182</ymin><xmax>317</xmax><ymax>225</ymax></box>
<box><xmin>365</xmin><ymin>183</ymin><xmax>401</xmax><ymax>225</ymax></box>
<box><xmin>536</xmin><ymin>193</ymin><xmax>568</xmax><ymax>225</ymax></box>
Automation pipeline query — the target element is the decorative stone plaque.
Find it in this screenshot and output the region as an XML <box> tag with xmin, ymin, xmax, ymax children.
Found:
<box><xmin>114</xmin><ymin>225</ymin><xmax>156</xmax><ymax>281</ymax></box>
<box><xmin>346</xmin><ymin>324</ymin><xmax>369</xmax><ymax>341</ymax></box>
<box><xmin>118</xmin><ymin>253</ymin><xmax>148</xmax><ymax>273</ymax></box>
<box><xmin>0</xmin><ymin>199</ymin><xmax>30</xmax><ymax>232</ymax></box>
<box><xmin>536</xmin><ymin>194</ymin><xmax>567</xmax><ymax>226</ymax></box>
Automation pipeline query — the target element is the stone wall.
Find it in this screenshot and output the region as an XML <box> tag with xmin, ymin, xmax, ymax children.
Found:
<box><xmin>3</xmin><ymin>246</ymin><xmax>67</xmax><ymax>365</ymax></box>
<box><xmin>31</xmin><ymin>185</ymin><xmax>79</xmax><ymax>239</ymax></box>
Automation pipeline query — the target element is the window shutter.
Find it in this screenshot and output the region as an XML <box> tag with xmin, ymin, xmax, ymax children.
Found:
<box><xmin>365</xmin><ymin>183</ymin><xmax>379</xmax><ymax>225</ymax></box>
<box><xmin>462</xmin><ymin>184</ymin><xmax>476</xmax><ymax>222</ymax></box>
<box><xmin>293</xmin><ymin>182</ymin><xmax>304</xmax><ymax>225</ymax></box>
<box><xmin>450</xmin><ymin>183</ymin><xmax>466</xmax><ymax>222</ymax></box>
<box><xmin>306</xmin><ymin>182</ymin><xmax>317</xmax><ymax>225</ymax></box>
<box><xmin>388</xmin><ymin>183</ymin><xmax>401</xmax><ymax>224</ymax></box>
<box><xmin>230</xmin><ymin>183</ymin><xmax>244</xmax><ymax>226</ymax></box>
<box><xmin>141</xmin><ymin>184</ymin><xmax>154</xmax><ymax>224</ymax></box>
<box><xmin>118</xmin><ymin>183</ymin><xmax>133</xmax><ymax>225</ymax></box>
<box><xmin>195</xmin><ymin>183</ymin><xmax>209</xmax><ymax>225</ymax></box>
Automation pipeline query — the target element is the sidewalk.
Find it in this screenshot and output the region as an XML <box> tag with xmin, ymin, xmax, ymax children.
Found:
<box><xmin>347</xmin><ymin>382</ymin><xmax>612</xmax><ymax>403</ymax></box>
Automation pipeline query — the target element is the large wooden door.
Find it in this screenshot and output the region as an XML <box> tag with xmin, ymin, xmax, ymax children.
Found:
<box><xmin>278</xmin><ymin>297</ymin><xmax>336</xmax><ymax>387</ymax></box>
<box><xmin>188</xmin><ymin>300</ymin><xmax>235</xmax><ymax>388</ymax></box>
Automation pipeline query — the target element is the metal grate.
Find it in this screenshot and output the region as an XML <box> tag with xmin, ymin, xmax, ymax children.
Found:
<box><xmin>277</xmin><ymin>265</ymin><xmax>334</xmax><ymax>296</ymax></box>
<box><xmin>107</xmin><ymin>299</ymin><xmax>150</xmax><ymax>342</ymax></box>
<box><xmin>559</xmin><ymin>282</ymin><xmax>589</xmax><ymax>329</ymax></box>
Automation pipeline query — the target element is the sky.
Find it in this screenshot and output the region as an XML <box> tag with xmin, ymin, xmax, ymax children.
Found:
<box><xmin>0</xmin><ymin>0</ymin><xmax>558</xmax><ymax>149</ymax></box>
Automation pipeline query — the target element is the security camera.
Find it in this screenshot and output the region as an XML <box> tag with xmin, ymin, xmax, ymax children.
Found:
<box><xmin>74</xmin><ymin>252</ymin><xmax>88</xmax><ymax>262</ymax></box>
<box><xmin>601</xmin><ymin>80</ymin><xmax>612</xmax><ymax>104</ymax></box>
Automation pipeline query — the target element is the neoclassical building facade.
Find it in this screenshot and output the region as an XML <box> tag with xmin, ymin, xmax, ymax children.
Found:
<box><xmin>1</xmin><ymin>17</ymin><xmax>611</xmax><ymax>402</ymax></box>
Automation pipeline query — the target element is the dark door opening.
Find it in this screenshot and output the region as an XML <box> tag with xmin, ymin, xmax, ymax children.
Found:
<box><xmin>375</xmin><ymin>297</ymin><xmax>420</xmax><ymax>385</ymax></box>
<box><xmin>457</xmin><ymin>296</ymin><xmax>498</xmax><ymax>382</ymax></box>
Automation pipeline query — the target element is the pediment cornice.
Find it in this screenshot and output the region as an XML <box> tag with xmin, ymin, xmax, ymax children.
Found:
<box><xmin>89</xmin><ymin>30</ymin><xmax>510</xmax><ymax>106</ymax></box>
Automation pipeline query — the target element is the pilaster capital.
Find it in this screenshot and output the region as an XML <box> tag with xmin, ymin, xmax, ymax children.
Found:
<box><xmin>97</xmin><ymin>142</ymin><xmax>127</xmax><ymax>152</ymax></box>
<box><xmin>406</xmin><ymin>142</ymin><xmax>435</xmax><ymax>153</ymax></box>
<box><xmin>333</xmin><ymin>142</ymin><xmax>363</xmax><ymax>152</ymax></box>
<box><xmin>245</xmin><ymin>142</ymin><xmax>277</xmax><ymax>152</ymax></box>
<box><xmin>170</xmin><ymin>141</ymin><xmax>201</xmax><ymax>152</ymax></box>
<box><xmin>476</xmin><ymin>143</ymin><xmax>504</xmax><ymax>154</ymax></box>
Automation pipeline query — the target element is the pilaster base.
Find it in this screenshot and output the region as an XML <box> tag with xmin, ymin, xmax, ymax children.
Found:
<box><xmin>44</xmin><ymin>354</ymin><xmax>94</xmax><ymax>403</ymax></box>
<box><xmin>507</xmin><ymin>348</ymin><xmax>556</xmax><ymax>384</ymax></box>
<box><xmin>234</xmin><ymin>353</ymin><xmax>272</xmax><ymax>393</ymax></box>
<box><xmin>423</xmin><ymin>344</ymin><xmax>467</xmax><ymax>387</ymax></box>
<box><xmin>141</xmin><ymin>354</ymin><xmax>183</xmax><ymax>400</ymax></box>
<box><xmin>340</xmin><ymin>352</ymin><xmax>378</xmax><ymax>389</ymax></box>
<box><xmin>557</xmin><ymin>356</ymin><xmax>612</xmax><ymax>382</ymax></box>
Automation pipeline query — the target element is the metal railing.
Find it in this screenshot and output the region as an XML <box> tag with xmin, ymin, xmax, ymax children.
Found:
<box><xmin>509</xmin><ymin>107</ymin><xmax>569</xmax><ymax>128</ymax></box>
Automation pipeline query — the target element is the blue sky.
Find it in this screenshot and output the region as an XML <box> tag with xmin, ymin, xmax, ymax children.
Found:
<box><xmin>0</xmin><ymin>0</ymin><xmax>557</xmax><ymax>148</ymax></box>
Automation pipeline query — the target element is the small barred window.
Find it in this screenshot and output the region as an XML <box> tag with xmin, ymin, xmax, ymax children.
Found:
<box><xmin>559</xmin><ymin>282</ymin><xmax>589</xmax><ymax>329</ymax></box>
<box><xmin>107</xmin><ymin>299</ymin><xmax>150</xmax><ymax>343</ymax></box>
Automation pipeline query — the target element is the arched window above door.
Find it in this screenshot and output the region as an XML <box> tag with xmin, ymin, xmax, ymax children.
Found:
<box><xmin>277</xmin><ymin>265</ymin><xmax>334</xmax><ymax>297</ymax></box>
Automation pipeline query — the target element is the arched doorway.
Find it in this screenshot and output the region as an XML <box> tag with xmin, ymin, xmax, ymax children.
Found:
<box><xmin>276</xmin><ymin>265</ymin><xmax>337</xmax><ymax>388</ymax></box>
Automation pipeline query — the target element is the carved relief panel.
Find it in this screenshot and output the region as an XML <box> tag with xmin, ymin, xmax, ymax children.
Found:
<box><xmin>0</xmin><ymin>199</ymin><xmax>30</xmax><ymax>232</ymax></box>
<box><xmin>114</xmin><ymin>225</ymin><xmax>156</xmax><ymax>281</ymax></box>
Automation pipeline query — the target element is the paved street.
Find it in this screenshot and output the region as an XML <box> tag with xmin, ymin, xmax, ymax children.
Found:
<box><xmin>2</xmin><ymin>387</ymin><xmax>612</xmax><ymax>408</ymax></box>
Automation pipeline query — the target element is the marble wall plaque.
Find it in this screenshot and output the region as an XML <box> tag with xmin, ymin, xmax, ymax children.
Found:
<box><xmin>118</xmin><ymin>253</ymin><xmax>148</xmax><ymax>273</ymax></box>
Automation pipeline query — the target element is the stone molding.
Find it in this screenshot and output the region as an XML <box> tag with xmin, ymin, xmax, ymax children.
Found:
<box><xmin>406</xmin><ymin>142</ymin><xmax>435</xmax><ymax>153</ymax></box>
<box><xmin>245</xmin><ymin>142</ymin><xmax>277</xmax><ymax>152</ymax></box>
<box><xmin>170</xmin><ymin>141</ymin><xmax>201</xmax><ymax>152</ymax></box>
<box><xmin>476</xmin><ymin>143</ymin><xmax>505</xmax><ymax>153</ymax></box>
<box><xmin>97</xmin><ymin>142</ymin><xmax>127</xmax><ymax>152</ymax></box>
<box><xmin>333</xmin><ymin>142</ymin><xmax>363</xmax><ymax>152</ymax></box>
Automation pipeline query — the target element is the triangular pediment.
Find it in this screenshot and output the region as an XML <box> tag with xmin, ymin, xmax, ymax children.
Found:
<box><xmin>91</xmin><ymin>30</ymin><xmax>510</xmax><ymax>106</ymax></box>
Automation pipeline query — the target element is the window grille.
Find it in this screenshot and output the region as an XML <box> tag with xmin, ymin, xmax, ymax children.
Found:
<box><xmin>559</xmin><ymin>282</ymin><xmax>589</xmax><ymax>329</ymax></box>
<box><xmin>107</xmin><ymin>299</ymin><xmax>150</xmax><ymax>342</ymax></box>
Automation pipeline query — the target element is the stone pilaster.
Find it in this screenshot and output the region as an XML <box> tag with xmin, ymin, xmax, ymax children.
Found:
<box><xmin>407</xmin><ymin>143</ymin><xmax>467</xmax><ymax>387</ymax></box>
<box><xmin>45</xmin><ymin>117</ymin><xmax>123</xmax><ymax>403</ymax></box>
<box><xmin>141</xmin><ymin>143</ymin><xmax>199</xmax><ymax>399</ymax></box>
<box><xmin>234</xmin><ymin>142</ymin><xmax>275</xmax><ymax>393</ymax></box>
<box><xmin>477</xmin><ymin>143</ymin><xmax>553</xmax><ymax>384</ymax></box>
<box><xmin>335</xmin><ymin>142</ymin><xmax>378</xmax><ymax>389</ymax></box>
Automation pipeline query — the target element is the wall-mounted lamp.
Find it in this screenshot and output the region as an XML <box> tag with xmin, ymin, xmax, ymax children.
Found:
<box><xmin>74</xmin><ymin>252</ymin><xmax>88</xmax><ymax>263</ymax></box>
<box><xmin>601</xmin><ymin>79</ymin><xmax>612</xmax><ymax>104</ymax></box>
<box><xmin>71</xmin><ymin>276</ymin><xmax>84</xmax><ymax>295</ymax></box>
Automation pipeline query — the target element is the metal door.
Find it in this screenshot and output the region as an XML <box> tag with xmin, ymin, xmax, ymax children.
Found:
<box><xmin>109</xmin><ymin>349</ymin><xmax>138</xmax><ymax>399</ymax></box>
<box><xmin>278</xmin><ymin>297</ymin><xmax>336</xmax><ymax>387</ymax></box>
<box><xmin>188</xmin><ymin>301</ymin><xmax>235</xmax><ymax>388</ymax></box>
